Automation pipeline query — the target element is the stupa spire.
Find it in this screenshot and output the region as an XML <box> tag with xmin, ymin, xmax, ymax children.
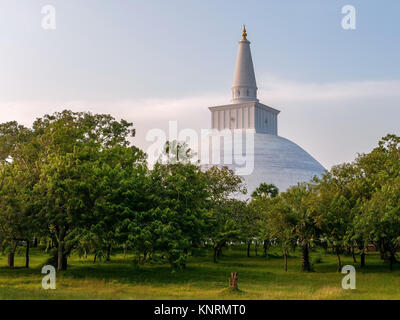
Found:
<box><xmin>231</xmin><ymin>26</ymin><xmax>258</xmax><ymax>103</ymax></box>
<box><xmin>242</xmin><ymin>25</ymin><xmax>247</xmax><ymax>40</ymax></box>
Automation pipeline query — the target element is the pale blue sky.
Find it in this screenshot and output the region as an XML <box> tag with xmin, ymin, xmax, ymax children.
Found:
<box><xmin>0</xmin><ymin>0</ymin><xmax>399</xmax><ymax>168</ymax></box>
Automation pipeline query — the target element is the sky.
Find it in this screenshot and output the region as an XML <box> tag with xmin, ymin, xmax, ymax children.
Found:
<box><xmin>0</xmin><ymin>0</ymin><xmax>399</xmax><ymax>169</ymax></box>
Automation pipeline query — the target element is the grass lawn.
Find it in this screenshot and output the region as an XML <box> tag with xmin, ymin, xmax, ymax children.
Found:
<box><xmin>0</xmin><ymin>246</ymin><xmax>399</xmax><ymax>300</ymax></box>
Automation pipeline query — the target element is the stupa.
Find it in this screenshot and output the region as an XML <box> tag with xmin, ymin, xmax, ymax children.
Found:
<box><xmin>208</xmin><ymin>26</ymin><xmax>326</xmax><ymax>195</ymax></box>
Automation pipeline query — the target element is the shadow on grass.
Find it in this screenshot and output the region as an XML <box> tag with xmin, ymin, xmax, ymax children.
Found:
<box><xmin>0</xmin><ymin>265</ymin><xmax>41</xmax><ymax>277</ymax></box>
<box><xmin>65</xmin><ymin>262</ymin><xmax>274</xmax><ymax>287</ymax></box>
<box><xmin>2</xmin><ymin>248</ymin><xmax>399</xmax><ymax>295</ymax></box>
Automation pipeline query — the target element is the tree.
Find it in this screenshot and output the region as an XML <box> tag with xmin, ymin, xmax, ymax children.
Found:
<box><xmin>282</xmin><ymin>183</ymin><xmax>319</xmax><ymax>272</ymax></box>
<box><xmin>238</xmin><ymin>203</ymin><xmax>261</xmax><ymax>258</ymax></box>
<box><xmin>359</xmin><ymin>179</ymin><xmax>400</xmax><ymax>270</ymax></box>
<box><xmin>250</xmin><ymin>182</ymin><xmax>279</xmax><ymax>256</ymax></box>
<box><xmin>161</xmin><ymin>140</ymin><xmax>196</xmax><ymax>164</ymax></box>
<box><xmin>0</xmin><ymin>121</ymin><xmax>32</xmax><ymax>192</ymax></box>
<box><xmin>266</xmin><ymin>197</ymin><xmax>296</xmax><ymax>271</ymax></box>
<box><xmin>0</xmin><ymin>121</ymin><xmax>39</xmax><ymax>268</ymax></box>
<box><xmin>0</xmin><ymin>163</ymin><xmax>39</xmax><ymax>268</ymax></box>
<box><xmin>32</xmin><ymin>110</ymin><xmax>137</xmax><ymax>271</ymax></box>
<box><xmin>251</xmin><ymin>183</ymin><xmax>279</xmax><ymax>199</ymax></box>
<box><xmin>317</xmin><ymin>191</ymin><xmax>351</xmax><ymax>271</ymax></box>
<box><xmin>86</xmin><ymin>145</ymin><xmax>147</xmax><ymax>262</ymax></box>
<box><xmin>144</xmin><ymin>160</ymin><xmax>210</xmax><ymax>268</ymax></box>
<box><xmin>205</xmin><ymin>166</ymin><xmax>246</xmax><ymax>263</ymax></box>
<box><xmin>353</xmin><ymin>134</ymin><xmax>400</xmax><ymax>267</ymax></box>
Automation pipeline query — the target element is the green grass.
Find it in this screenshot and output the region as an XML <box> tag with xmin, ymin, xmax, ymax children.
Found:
<box><xmin>0</xmin><ymin>246</ymin><xmax>399</xmax><ymax>299</ymax></box>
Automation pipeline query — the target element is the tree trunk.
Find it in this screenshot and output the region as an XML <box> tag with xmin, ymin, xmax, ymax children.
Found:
<box><xmin>62</xmin><ymin>252</ymin><xmax>68</xmax><ymax>270</ymax></box>
<box><xmin>8</xmin><ymin>252</ymin><xmax>14</xmax><ymax>268</ymax></box>
<box><xmin>57</xmin><ymin>226</ymin><xmax>67</xmax><ymax>271</ymax></box>
<box><xmin>351</xmin><ymin>246</ymin><xmax>357</xmax><ymax>263</ymax></box>
<box><xmin>301</xmin><ymin>243</ymin><xmax>310</xmax><ymax>272</ymax></box>
<box><xmin>247</xmin><ymin>242</ymin><xmax>251</xmax><ymax>257</ymax></box>
<box><xmin>263</xmin><ymin>240</ymin><xmax>269</xmax><ymax>257</ymax></box>
<box><xmin>255</xmin><ymin>242</ymin><xmax>258</xmax><ymax>256</ymax></box>
<box><xmin>336</xmin><ymin>247</ymin><xmax>342</xmax><ymax>272</ymax></box>
<box><xmin>360</xmin><ymin>251</ymin><xmax>365</xmax><ymax>268</ymax></box>
<box><xmin>8</xmin><ymin>242</ymin><xmax>18</xmax><ymax>268</ymax></box>
<box><xmin>213</xmin><ymin>247</ymin><xmax>218</xmax><ymax>263</ymax></box>
<box><xmin>229</xmin><ymin>272</ymin><xmax>238</xmax><ymax>291</ymax></box>
<box><xmin>93</xmin><ymin>253</ymin><xmax>97</xmax><ymax>263</ymax></box>
<box><xmin>217</xmin><ymin>246</ymin><xmax>222</xmax><ymax>258</ymax></box>
<box><xmin>213</xmin><ymin>243</ymin><xmax>223</xmax><ymax>263</ymax></box>
<box><xmin>389</xmin><ymin>252</ymin><xmax>396</xmax><ymax>270</ymax></box>
<box><xmin>25</xmin><ymin>240</ymin><xmax>30</xmax><ymax>268</ymax></box>
<box><xmin>379</xmin><ymin>241</ymin><xmax>387</xmax><ymax>261</ymax></box>
<box><xmin>106</xmin><ymin>244</ymin><xmax>111</xmax><ymax>261</ymax></box>
<box><xmin>322</xmin><ymin>241</ymin><xmax>328</xmax><ymax>255</ymax></box>
<box><xmin>283</xmin><ymin>249</ymin><xmax>288</xmax><ymax>272</ymax></box>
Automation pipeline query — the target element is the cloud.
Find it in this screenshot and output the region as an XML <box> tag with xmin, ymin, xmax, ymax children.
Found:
<box><xmin>1</xmin><ymin>75</ymin><xmax>399</xmax><ymax>170</ymax></box>
<box><xmin>258</xmin><ymin>75</ymin><xmax>400</xmax><ymax>103</ymax></box>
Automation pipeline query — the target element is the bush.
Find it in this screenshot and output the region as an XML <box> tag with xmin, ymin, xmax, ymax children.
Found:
<box><xmin>312</xmin><ymin>253</ymin><xmax>323</xmax><ymax>264</ymax></box>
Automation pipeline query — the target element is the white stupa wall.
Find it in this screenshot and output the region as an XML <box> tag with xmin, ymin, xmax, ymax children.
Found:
<box><xmin>209</xmin><ymin>102</ymin><xmax>279</xmax><ymax>135</ymax></box>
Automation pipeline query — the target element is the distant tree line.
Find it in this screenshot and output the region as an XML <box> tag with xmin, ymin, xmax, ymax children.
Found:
<box><xmin>0</xmin><ymin>110</ymin><xmax>399</xmax><ymax>272</ymax></box>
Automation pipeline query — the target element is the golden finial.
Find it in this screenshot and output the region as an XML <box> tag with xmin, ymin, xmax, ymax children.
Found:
<box><xmin>242</xmin><ymin>25</ymin><xmax>247</xmax><ymax>40</ymax></box>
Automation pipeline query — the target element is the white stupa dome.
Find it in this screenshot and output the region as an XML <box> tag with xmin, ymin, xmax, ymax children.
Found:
<box><xmin>214</xmin><ymin>133</ymin><xmax>326</xmax><ymax>195</ymax></box>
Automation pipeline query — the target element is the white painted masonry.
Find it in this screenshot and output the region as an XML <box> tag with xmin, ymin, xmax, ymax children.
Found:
<box><xmin>208</xmin><ymin>27</ymin><xmax>326</xmax><ymax>195</ymax></box>
<box><xmin>209</xmin><ymin>102</ymin><xmax>279</xmax><ymax>135</ymax></box>
<box><xmin>231</xmin><ymin>26</ymin><xmax>258</xmax><ymax>103</ymax></box>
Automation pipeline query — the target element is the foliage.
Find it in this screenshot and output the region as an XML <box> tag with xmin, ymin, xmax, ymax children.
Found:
<box><xmin>251</xmin><ymin>183</ymin><xmax>279</xmax><ymax>199</ymax></box>
<box><xmin>1</xmin><ymin>110</ymin><xmax>400</xmax><ymax>275</ymax></box>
